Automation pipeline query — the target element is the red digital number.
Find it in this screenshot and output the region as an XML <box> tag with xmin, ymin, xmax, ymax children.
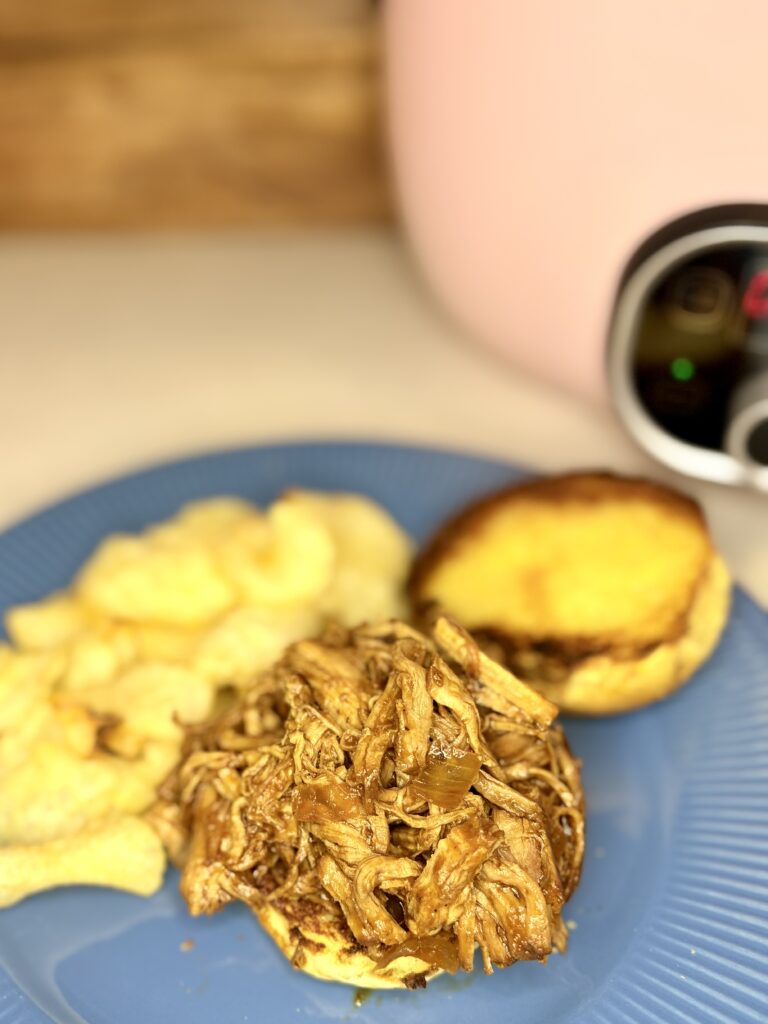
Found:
<box><xmin>742</xmin><ymin>269</ymin><xmax>768</xmax><ymax>319</ymax></box>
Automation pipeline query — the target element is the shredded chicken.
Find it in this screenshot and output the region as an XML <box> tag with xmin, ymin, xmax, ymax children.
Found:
<box><xmin>152</xmin><ymin>617</ymin><xmax>585</xmax><ymax>983</ymax></box>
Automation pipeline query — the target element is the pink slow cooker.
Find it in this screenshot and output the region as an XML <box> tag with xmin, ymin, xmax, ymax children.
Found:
<box><xmin>385</xmin><ymin>1</ymin><xmax>768</xmax><ymax>490</ymax></box>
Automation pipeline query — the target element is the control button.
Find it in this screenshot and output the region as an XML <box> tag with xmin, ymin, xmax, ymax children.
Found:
<box><xmin>667</xmin><ymin>267</ymin><xmax>733</xmax><ymax>332</ymax></box>
<box><xmin>669</xmin><ymin>356</ymin><xmax>695</xmax><ymax>382</ymax></box>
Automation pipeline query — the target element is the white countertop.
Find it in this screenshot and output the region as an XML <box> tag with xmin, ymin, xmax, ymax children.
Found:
<box><xmin>1</xmin><ymin>230</ymin><xmax>766</xmax><ymax>605</ymax></box>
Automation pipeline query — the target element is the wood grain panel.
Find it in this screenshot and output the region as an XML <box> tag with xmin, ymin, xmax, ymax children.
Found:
<box><xmin>0</xmin><ymin>0</ymin><xmax>391</xmax><ymax>227</ymax></box>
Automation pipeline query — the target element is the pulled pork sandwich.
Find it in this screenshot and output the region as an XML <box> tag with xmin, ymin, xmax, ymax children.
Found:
<box><xmin>151</xmin><ymin>618</ymin><xmax>584</xmax><ymax>989</ymax></box>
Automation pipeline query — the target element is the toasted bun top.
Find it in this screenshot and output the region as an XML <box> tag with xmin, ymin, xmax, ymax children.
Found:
<box><xmin>409</xmin><ymin>472</ymin><xmax>715</xmax><ymax>655</ymax></box>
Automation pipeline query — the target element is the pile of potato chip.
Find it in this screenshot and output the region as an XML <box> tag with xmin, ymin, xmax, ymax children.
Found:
<box><xmin>0</xmin><ymin>491</ymin><xmax>412</xmax><ymax>907</ymax></box>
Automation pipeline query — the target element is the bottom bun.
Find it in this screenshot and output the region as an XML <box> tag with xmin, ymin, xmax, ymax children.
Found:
<box><xmin>258</xmin><ymin>903</ymin><xmax>442</xmax><ymax>990</ymax></box>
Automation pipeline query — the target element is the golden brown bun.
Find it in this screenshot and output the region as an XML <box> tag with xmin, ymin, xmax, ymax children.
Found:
<box><xmin>409</xmin><ymin>472</ymin><xmax>731</xmax><ymax>715</ymax></box>
<box><xmin>258</xmin><ymin>903</ymin><xmax>440</xmax><ymax>990</ymax></box>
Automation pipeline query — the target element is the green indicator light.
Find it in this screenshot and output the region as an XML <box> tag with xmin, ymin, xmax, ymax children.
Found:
<box><xmin>670</xmin><ymin>357</ymin><xmax>696</xmax><ymax>382</ymax></box>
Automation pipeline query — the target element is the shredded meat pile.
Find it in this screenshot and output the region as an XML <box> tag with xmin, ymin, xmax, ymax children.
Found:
<box><xmin>152</xmin><ymin>618</ymin><xmax>584</xmax><ymax>983</ymax></box>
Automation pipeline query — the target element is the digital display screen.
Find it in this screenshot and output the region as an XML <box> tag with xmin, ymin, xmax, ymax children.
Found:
<box><xmin>631</xmin><ymin>244</ymin><xmax>768</xmax><ymax>450</ymax></box>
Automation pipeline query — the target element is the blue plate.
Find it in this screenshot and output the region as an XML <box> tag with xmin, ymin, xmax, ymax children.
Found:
<box><xmin>1</xmin><ymin>441</ymin><xmax>766</xmax><ymax>1024</ymax></box>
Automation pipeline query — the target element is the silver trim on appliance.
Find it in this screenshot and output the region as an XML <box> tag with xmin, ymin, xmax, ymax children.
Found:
<box><xmin>724</xmin><ymin>369</ymin><xmax>768</xmax><ymax>488</ymax></box>
<box><xmin>607</xmin><ymin>223</ymin><xmax>768</xmax><ymax>491</ymax></box>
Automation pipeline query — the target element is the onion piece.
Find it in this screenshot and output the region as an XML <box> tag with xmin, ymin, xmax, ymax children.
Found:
<box><xmin>376</xmin><ymin>932</ymin><xmax>460</xmax><ymax>974</ymax></box>
<box><xmin>293</xmin><ymin>778</ymin><xmax>365</xmax><ymax>824</ymax></box>
<box><xmin>409</xmin><ymin>751</ymin><xmax>482</xmax><ymax>810</ymax></box>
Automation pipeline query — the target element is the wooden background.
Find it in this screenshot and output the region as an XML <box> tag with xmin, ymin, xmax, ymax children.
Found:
<box><xmin>0</xmin><ymin>0</ymin><xmax>391</xmax><ymax>227</ymax></box>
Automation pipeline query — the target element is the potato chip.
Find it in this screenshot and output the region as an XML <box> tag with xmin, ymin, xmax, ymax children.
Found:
<box><xmin>47</xmin><ymin>698</ymin><xmax>112</xmax><ymax>758</ymax></box>
<box><xmin>286</xmin><ymin>491</ymin><xmax>413</xmax><ymax>577</ymax></box>
<box><xmin>0</xmin><ymin>816</ymin><xmax>165</xmax><ymax>908</ymax></box>
<box><xmin>285</xmin><ymin>491</ymin><xmax>413</xmax><ymax>624</ymax></box>
<box><xmin>0</xmin><ymin>652</ymin><xmax>62</xmax><ymax>774</ymax></box>
<box><xmin>152</xmin><ymin>497</ymin><xmax>255</xmax><ymax>545</ymax></box>
<box><xmin>77</xmin><ymin>534</ymin><xmax>234</xmax><ymax>626</ymax></box>
<box><xmin>6</xmin><ymin>592</ymin><xmax>89</xmax><ymax>651</ymax></box>
<box><xmin>0</xmin><ymin>732</ymin><xmax>182</xmax><ymax>846</ymax></box>
<box><xmin>193</xmin><ymin>606</ymin><xmax>322</xmax><ymax>688</ymax></box>
<box><xmin>60</xmin><ymin>622</ymin><xmax>200</xmax><ymax>692</ymax></box>
<box><xmin>109</xmin><ymin>740</ymin><xmax>182</xmax><ymax>811</ymax></box>
<box><xmin>0</xmin><ymin>740</ymin><xmax>137</xmax><ymax>844</ymax></box>
<box><xmin>320</xmin><ymin>569</ymin><xmax>410</xmax><ymax>627</ymax></box>
<box><xmin>0</xmin><ymin>649</ymin><xmax>63</xmax><ymax>733</ymax></box>
<box><xmin>74</xmin><ymin>663</ymin><xmax>214</xmax><ymax>743</ymax></box>
<box><xmin>61</xmin><ymin>623</ymin><xmax>137</xmax><ymax>691</ymax></box>
<box><xmin>132</xmin><ymin>623</ymin><xmax>202</xmax><ymax>663</ymax></box>
<box><xmin>216</xmin><ymin>499</ymin><xmax>335</xmax><ymax>609</ymax></box>
<box><xmin>0</xmin><ymin>702</ymin><xmax>54</xmax><ymax>775</ymax></box>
